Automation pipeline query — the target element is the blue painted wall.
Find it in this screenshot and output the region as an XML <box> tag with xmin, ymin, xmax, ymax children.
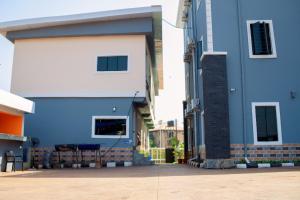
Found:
<box><xmin>184</xmin><ymin>0</ymin><xmax>209</xmax><ymax>149</ymax></box>
<box><xmin>24</xmin><ymin>98</ymin><xmax>142</xmax><ymax>148</ymax></box>
<box><xmin>195</xmin><ymin>0</ymin><xmax>208</xmax><ymax>147</ymax></box>
<box><xmin>211</xmin><ymin>0</ymin><xmax>300</xmax><ymax>144</ymax></box>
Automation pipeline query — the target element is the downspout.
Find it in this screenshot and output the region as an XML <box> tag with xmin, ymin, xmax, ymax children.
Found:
<box><xmin>236</xmin><ymin>0</ymin><xmax>248</xmax><ymax>161</ymax></box>
<box><xmin>191</xmin><ymin>0</ymin><xmax>200</xmax><ymax>159</ymax></box>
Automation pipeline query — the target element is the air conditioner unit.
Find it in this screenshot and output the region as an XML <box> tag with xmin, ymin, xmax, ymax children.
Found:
<box><xmin>182</xmin><ymin>15</ymin><xmax>188</xmax><ymax>22</ymax></box>
<box><xmin>191</xmin><ymin>98</ymin><xmax>200</xmax><ymax>111</ymax></box>
<box><xmin>184</xmin><ymin>51</ymin><xmax>192</xmax><ymax>63</ymax></box>
<box><xmin>184</xmin><ymin>0</ymin><xmax>192</xmax><ymax>7</ymax></box>
<box><xmin>187</xmin><ymin>103</ymin><xmax>192</xmax><ymax>113</ymax></box>
<box><xmin>188</xmin><ymin>39</ymin><xmax>196</xmax><ymax>51</ymax></box>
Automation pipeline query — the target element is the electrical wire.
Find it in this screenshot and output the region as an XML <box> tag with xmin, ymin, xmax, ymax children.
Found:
<box><xmin>162</xmin><ymin>18</ymin><xmax>190</xmax><ymax>29</ymax></box>
<box><xmin>101</xmin><ymin>91</ymin><xmax>140</xmax><ymax>159</ymax></box>
<box><xmin>162</xmin><ymin>18</ymin><xmax>182</xmax><ymax>29</ymax></box>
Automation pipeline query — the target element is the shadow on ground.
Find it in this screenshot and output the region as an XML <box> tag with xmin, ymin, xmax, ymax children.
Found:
<box><xmin>1</xmin><ymin>164</ymin><xmax>300</xmax><ymax>179</ymax></box>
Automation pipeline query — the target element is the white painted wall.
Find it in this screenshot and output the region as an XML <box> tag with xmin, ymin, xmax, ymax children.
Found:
<box><xmin>11</xmin><ymin>35</ymin><xmax>146</xmax><ymax>97</ymax></box>
<box><xmin>0</xmin><ymin>35</ymin><xmax>14</xmax><ymax>91</ymax></box>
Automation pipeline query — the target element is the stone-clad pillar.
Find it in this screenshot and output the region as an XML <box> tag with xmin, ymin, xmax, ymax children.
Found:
<box><xmin>201</xmin><ymin>53</ymin><xmax>231</xmax><ymax>160</ymax></box>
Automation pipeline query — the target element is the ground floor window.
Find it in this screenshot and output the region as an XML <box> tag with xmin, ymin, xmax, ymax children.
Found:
<box><xmin>92</xmin><ymin>116</ymin><xmax>129</xmax><ymax>138</ymax></box>
<box><xmin>252</xmin><ymin>102</ymin><xmax>282</xmax><ymax>145</ymax></box>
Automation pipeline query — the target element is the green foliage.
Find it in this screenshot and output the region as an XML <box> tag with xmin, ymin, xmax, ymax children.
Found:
<box><xmin>254</xmin><ymin>160</ymin><xmax>293</xmax><ymax>164</ymax></box>
<box><xmin>169</xmin><ymin>137</ymin><xmax>179</xmax><ymax>148</ymax></box>
<box><xmin>149</xmin><ymin>134</ymin><xmax>157</xmax><ymax>148</ymax></box>
<box><xmin>236</xmin><ymin>159</ymin><xmax>298</xmax><ymax>164</ymax></box>
<box><xmin>173</xmin><ymin>142</ymin><xmax>184</xmax><ymax>160</ymax></box>
<box><xmin>237</xmin><ymin>159</ymin><xmax>246</xmax><ymax>164</ymax></box>
<box><xmin>139</xmin><ymin>150</ymin><xmax>150</xmax><ymax>157</ymax></box>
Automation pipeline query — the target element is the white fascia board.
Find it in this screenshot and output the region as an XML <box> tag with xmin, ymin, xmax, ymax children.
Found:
<box><xmin>0</xmin><ymin>6</ymin><xmax>162</xmax><ymax>32</ymax></box>
<box><xmin>200</xmin><ymin>51</ymin><xmax>227</xmax><ymax>61</ymax></box>
<box><xmin>176</xmin><ymin>0</ymin><xmax>185</xmax><ymax>28</ymax></box>
<box><xmin>0</xmin><ymin>89</ymin><xmax>34</xmax><ymax>113</ymax></box>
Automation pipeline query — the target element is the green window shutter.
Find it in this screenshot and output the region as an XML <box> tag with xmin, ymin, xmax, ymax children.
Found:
<box><xmin>256</xmin><ymin>106</ymin><xmax>267</xmax><ymax>141</ymax></box>
<box><xmin>97</xmin><ymin>57</ymin><xmax>108</xmax><ymax>71</ymax></box>
<box><xmin>117</xmin><ymin>56</ymin><xmax>128</xmax><ymax>71</ymax></box>
<box><xmin>266</xmin><ymin>106</ymin><xmax>278</xmax><ymax>141</ymax></box>
<box><xmin>250</xmin><ymin>22</ymin><xmax>272</xmax><ymax>55</ymax></box>
<box><xmin>255</xmin><ymin>106</ymin><xmax>278</xmax><ymax>142</ymax></box>
<box><xmin>97</xmin><ymin>56</ymin><xmax>128</xmax><ymax>71</ymax></box>
<box><xmin>108</xmin><ymin>56</ymin><xmax>118</xmax><ymax>71</ymax></box>
<box><xmin>197</xmin><ymin>41</ymin><xmax>203</xmax><ymax>69</ymax></box>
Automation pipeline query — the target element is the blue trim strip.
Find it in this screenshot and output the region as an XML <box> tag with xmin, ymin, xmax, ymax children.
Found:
<box><xmin>6</xmin><ymin>18</ymin><xmax>153</xmax><ymax>42</ymax></box>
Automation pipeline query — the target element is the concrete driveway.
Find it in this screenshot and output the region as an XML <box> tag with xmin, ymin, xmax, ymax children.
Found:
<box><xmin>0</xmin><ymin>165</ymin><xmax>300</xmax><ymax>200</ymax></box>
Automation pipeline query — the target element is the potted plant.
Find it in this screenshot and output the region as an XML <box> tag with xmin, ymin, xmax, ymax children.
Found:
<box><xmin>174</xmin><ymin>143</ymin><xmax>184</xmax><ymax>164</ymax></box>
<box><xmin>60</xmin><ymin>160</ymin><xmax>66</xmax><ymax>169</ymax></box>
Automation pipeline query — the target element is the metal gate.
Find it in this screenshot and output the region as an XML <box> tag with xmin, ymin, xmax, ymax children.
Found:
<box><xmin>149</xmin><ymin>148</ymin><xmax>166</xmax><ymax>164</ymax></box>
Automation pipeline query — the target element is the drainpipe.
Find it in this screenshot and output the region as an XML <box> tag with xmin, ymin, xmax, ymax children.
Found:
<box><xmin>191</xmin><ymin>0</ymin><xmax>200</xmax><ymax>159</ymax></box>
<box><xmin>236</xmin><ymin>0</ymin><xmax>248</xmax><ymax>160</ymax></box>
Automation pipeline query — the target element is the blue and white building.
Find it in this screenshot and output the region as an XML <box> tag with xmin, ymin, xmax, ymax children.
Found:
<box><xmin>177</xmin><ymin>0</ymin><xmax>300</xmax><ymax>164</ymax></box>
<box><xmin>0</xmin><ymin>6</ymin><xmax>163</xmax><ymax>165</ymax></box>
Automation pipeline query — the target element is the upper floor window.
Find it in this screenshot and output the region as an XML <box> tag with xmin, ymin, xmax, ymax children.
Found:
<box><xmin>97</xmin><ymin>56</ymin><xmax>128</xmax><ymax>72</ymax></box>
<box><xmin>247</xmin><ymin>20</ymin><xmax>277</xmax><ymax>58</ymax></box>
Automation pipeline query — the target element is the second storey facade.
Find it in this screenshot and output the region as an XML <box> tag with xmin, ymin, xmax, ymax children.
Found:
<box><xmin>0</xmin><ymin>6</ymin><xmax>163</xmax><ymax>165</ymax></box>
<box><xmin>178</xmin><ymin>0</ymin><xmax>300</xmax><ymax>162</ymax></box>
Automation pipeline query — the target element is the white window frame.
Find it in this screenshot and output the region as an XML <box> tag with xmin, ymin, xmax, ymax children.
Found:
<box><xmin>91</xmin><ymin>116</ymin><xmax>129</xmax><ymax>139</ymax></box>
<box><xmin>196</xmin><ymin>0</ymin><xmax>202</xmax><ymax>10</ymax></box>
<box><xmin>251</xmin><ymin>102</ymin><xmax>282</xmax><ymax>145</ymax></box>
<box><xmin>96</xmin><ymin>55</ymin><xmax>129</xmax><ymax>74</ymax></box>
<box><xmin>199</xmin><ymin>36</ymin><xmax>204</xmax><ymax>58</ymax></box>
<box><xmin>198</xmin><ymin>36</ymin><xmax>204</xmax><ymax>76</ymax></box>
<box><xmin>246</xmin><ymin>20</ymin><xmax>277</xmax><ymax>59</ymax></box>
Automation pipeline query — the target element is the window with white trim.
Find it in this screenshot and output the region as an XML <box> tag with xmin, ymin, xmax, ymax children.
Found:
<box><xmin>97</xmin><ymin>56</ymin><xmax>128</xmax><ymax>72</ymax></box>
<box><xmin>252</xmin><ymin>102</ymin><xmax>282</xmax><ymax>145</ymax></box>
<box><xmin>247</xmin><ymin>20</ymin><xmax>277</xmax><ymax>58</ymax></box>
<box><xmin>197</xmin><ymin>36</ymin><xmax>203</xmax><ymax>70</ymax></box>
<box><xmin>92</xmin><ymin>116</ymin><xmax>129</xmax><ymax>138</ymax></box>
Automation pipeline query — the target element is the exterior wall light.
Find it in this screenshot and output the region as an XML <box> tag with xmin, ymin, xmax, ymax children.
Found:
<box><xmin>230</xmin><ymin>88</ymin><xmax>236</xmax><ymax>93</ymax></box>
<box><xmin>290</xmin><ymin>91</ymin><xmax>296</xmax><ymax>99</ymax></box>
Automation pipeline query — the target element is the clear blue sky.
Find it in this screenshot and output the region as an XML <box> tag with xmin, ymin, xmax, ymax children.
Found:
<box><xmin>0</xmin><ymin>0</ymin><xmax>185</xmax><ymax>124</ymax></box>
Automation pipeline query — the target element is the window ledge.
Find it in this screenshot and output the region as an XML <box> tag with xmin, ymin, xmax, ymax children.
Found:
<box><xmin>254</xmin><ymin>142</ymin><xmax>282</xmax><ymax>146</ymax></box>
<box><xmin>94</xmin><ymin>71</ymin><xmax>129</xmax><ymax>74</ymax></box>
<box><xmin>91</xmin><ymin>135</ymin><xmax>129</xmax><ymax>139</ymax></box>
<box><xmin>200</xmin><ymin>51</ymin><xmax>228</xmax><ymax>61</ymax></box>
<box><xmin>249</xmin><ymin>54</ymin><xmax>277</xmax><ymax>59</ymax></box>
<box><xmin>0</xmin><ymin>133</ymin><xmax>27</xmax><ymax>142</ymax></box>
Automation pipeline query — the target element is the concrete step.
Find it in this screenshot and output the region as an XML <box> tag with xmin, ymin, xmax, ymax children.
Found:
<box><xmin>133</xmin><ymin>151</ymin><xmax>154</xmax><ymax>166</ymax></box>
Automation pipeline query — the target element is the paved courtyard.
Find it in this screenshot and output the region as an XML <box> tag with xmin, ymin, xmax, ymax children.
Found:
<box><xmin>0</xmin><ymin>165</ymin><xmax>300</xmax><ymax>200</ymax></box>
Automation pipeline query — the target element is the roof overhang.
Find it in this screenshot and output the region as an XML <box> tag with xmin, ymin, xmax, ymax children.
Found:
<box><xmin>0</xmin><ymin>6</ymin><xmax>160</xmax><ymax>32</ymax></box>
<box><xmin>0</xmin><ymin>89</ymin><xmax>35</xmax><ymax>113</ymax></box>
<box><xmin>151</xmin><ymin>9</ymin><xmax>163</xmax><ymax>94</ymax></box>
